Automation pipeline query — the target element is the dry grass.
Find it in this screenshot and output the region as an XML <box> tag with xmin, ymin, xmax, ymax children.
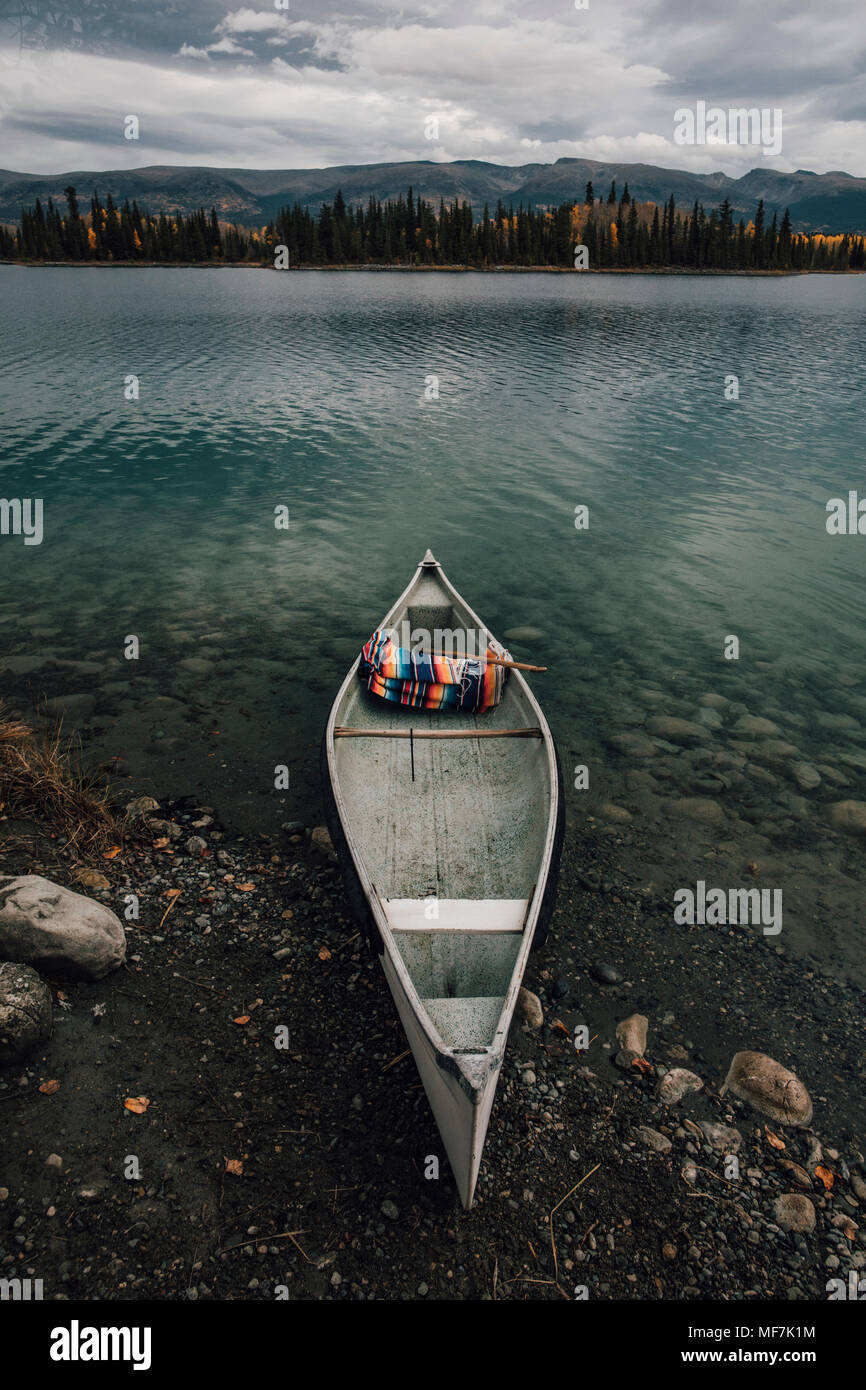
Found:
<box><xmin>0</xmin><ymin>707</ymin><xmax>121</xmax><ymax>857</ymax></box>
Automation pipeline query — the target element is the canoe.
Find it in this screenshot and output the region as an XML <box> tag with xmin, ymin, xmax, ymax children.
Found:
<box><xmin>322</xmin><ymin>550</ymin><xmax>564</xmax><ymax>1208</ymax></box>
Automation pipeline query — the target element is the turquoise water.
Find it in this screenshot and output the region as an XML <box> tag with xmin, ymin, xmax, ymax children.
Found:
<box><xmin>2</xmin><ymin>267</ymin><xmax>865</xmax><ymax>980</ymax></box>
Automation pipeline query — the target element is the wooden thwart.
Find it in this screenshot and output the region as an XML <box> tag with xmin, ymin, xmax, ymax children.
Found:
<box><xmin>334</xmin><ymin>725</ymin><xmax>543</xmax><ymax>740</ymax></box>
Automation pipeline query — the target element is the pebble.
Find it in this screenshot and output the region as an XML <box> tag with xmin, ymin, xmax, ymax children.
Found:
<box><xmin>45</xmin><ymin>1154</ymin><xmax>63</xmax><ymax>1170</ymax></box>
<box><xmin>698</xmin><ymin>1121</ymin><xmax>742</xmax><ymax>1153</ymax></box>
<box><xmin>515</xmin><ymin>987</ymin><xmax>543</xmax><ymax>1028</ymax></box>
<box><xmin>591</xmin><ymin>962</ymin><xmax>621</xmax><ymax>985</ymax></box>
<box><xmin>773</xmin><ymin>1194</ymin><xmax>816</xmax><ymax>1233</ymax></box>
<box><xmin>657</xmin><ymin>1068</ymin><xmax>704</xmax><ymax>1105</ymax></box>
<box><xmin>636</xmin><ymin>1126</ymin><xmax>672</xmax><ymax>1154</ymax></box>
<box><xmin>521</xmin><ymin>1069</ymin><xmax>537</xmax><ymax>1086</ymax></box>
<box><xmin>380</xmin><ymin>1200</ymin><xmax>399</xmax><ymax>1220</ymax></box>
<box><xmin>616</xmin><ymin>1014</ymin><xmax>648</xmax><ymax>1055</ymax></box>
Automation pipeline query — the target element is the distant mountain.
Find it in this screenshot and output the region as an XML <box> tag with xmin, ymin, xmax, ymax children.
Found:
<box><xmin>1</xmin><ymin>158</ymin><xmax>864</xmax><ymax>233</ymax></box>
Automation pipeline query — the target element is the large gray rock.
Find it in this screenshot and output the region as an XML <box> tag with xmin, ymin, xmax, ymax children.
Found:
<box><xmin>0</xmin><ymin>962</ymin><xmax>53</xmax><ymax>1063</ymax></box>
<box><xmin>0</xmin><ymin>875</ymin><xmax>126</xmax><ymax>980</ymax></box>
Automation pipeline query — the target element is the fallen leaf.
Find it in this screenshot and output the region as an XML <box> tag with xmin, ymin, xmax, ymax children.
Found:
<box><xmin>778</xmin><ymin>1158</ymin><xmax>811</xmax><ymax>1187</ymax></box>
<box><xmin>631</xmin><ymin>1056</ymin><xmax>654</xmax><ymax>1074</ymax></box>
<box><xmin>318</xmin><ymin>946</ymin><xmax>332</xmax><ymax>961</ymax></box>
<box><xmin>39</xmin><ymin>1079</ymin><xmax>61</xmax><ymax>1095</ymax></box>
<box><xmin>236</xmin><ymin>882</ymin><xmax>255</xmax><ymax>893</ymax></box>
<box><xmin>765</xmin><ymin>1127</ymin><xmax>786</xmax><ymax>1150</ymax></box>
<box><xmin>103</xmin><ymin>845</ymin><xmax>122</xmax><ymax>860</ymax></box>
<box><xmin>550</xmin><ymin>1018</ymin><xmax>571</xmax><ymax>1038</ymax></box>
<box><xmin>815</xmin><ymin>1164</ymin><xmax>835</xmax><ymax>1191</ymax></box>
<box><xmin>162</xmin><ymin>888</ymin><xmax>182</xmax><ymax>900</ymax></box>
<box><xmin>224</xmin><ymin>1158</ymin><xmax>243</xmax><ymax>1176</ymax></box>
<box><xmin>124</xmin><ymin>1096</ymin><xmax>150</xmax><ymax>1114</ymax></box>
<box><xmin>233</xmin><ymin>1015</ymin><xmax>250</xmax><ymax>1026</ymax></box>
<box><xmin>281</xmin><ymin>909</ymin><xmax>294</xmax><ymax>920</ymax></box>
<box><xmin>153</xmin><ymin>837</ymin><xmax>169</xmax><ymax>849</ymax></box>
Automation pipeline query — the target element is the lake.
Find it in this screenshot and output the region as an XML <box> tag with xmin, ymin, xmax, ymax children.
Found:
<box><xmin>1</xmin><ymin>266</ymin><xmax>865</xmax><ymax>983</ymax></box>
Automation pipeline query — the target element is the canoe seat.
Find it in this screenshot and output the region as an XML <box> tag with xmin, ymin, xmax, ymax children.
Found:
<box><xmin>386</xmin><ymin>898</ymin><xmax>528</xmax><ymax>932</ymax></box>
<box><xmin>423</xmin><ymin>997</ymin><xmax>505</xmax><ymax>1051</ymax></box>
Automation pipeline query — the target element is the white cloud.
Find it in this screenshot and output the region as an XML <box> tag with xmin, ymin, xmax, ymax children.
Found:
<box><xmin>217</xmin><ymin>8</ymin><xmax>293</xmax><ymax>36</ymax></box>
<box><xmin>1</xmin><ymin>4</ymin><xmax>864</xmax><ymax>177</ymax></box>
<box><xmin>206</xmin><ymin>36</ymin><xmax>255</xmax><ymax>56</ymax></box>
<box><xmin>176</xmin><ymin>44</ymin><xmax>211</xmax><ymax>62</ymax></box>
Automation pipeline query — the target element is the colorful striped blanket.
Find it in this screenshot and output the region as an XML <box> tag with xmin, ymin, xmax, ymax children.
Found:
<box><xmin>358</xmin><ymin>630</ymin><xmax>509</xmax><ymax>712</ymax></box>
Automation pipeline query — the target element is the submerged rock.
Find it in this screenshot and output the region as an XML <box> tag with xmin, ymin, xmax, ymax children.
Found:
<box><xmin>607</xmin><ymin>731</ymin><xmax>657</xmax><ymax>759</ymax></box>
<box><xmin>733</xmin><ymin>715</ymin><xmax>780</xmax><ymax>737</ymax></box>
<box><xmin>721</xmin><ymin>1051</ymin><xmax>812</xmax><ymax>1126</ymax></box>
<box><xmin>645</xmin><ymin>716</ymin><xmax>705</xmax><ymax>745</ymax></box>
<box><xmin>0</xmin><ymin>962</ymin><xmax>53</xmax><ymax>1063</ymax></box>
<box><xmin>829</xmin><ymin>801</ymin><xmax>866</xmax><ymax>838</ymax></box>
<box><xmin>668</xmin><ymin>797</ymin><xmax>727</xmax><ymax>825</ymax></box>
<box><xmin>0</xmin><ymin>875</ymin><xmax>126</xmax><ymax>980</ymax></box>
<box><xmin>43</xmin><ymin>693</ymin><xmax>95</xmax><ymax>722</ymax></box>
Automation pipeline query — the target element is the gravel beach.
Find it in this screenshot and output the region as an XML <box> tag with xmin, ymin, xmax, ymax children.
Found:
<box><xmin>2</xmin><ymin>787</ymin><xmax>863</xmax><ymax>1302</ymax></box>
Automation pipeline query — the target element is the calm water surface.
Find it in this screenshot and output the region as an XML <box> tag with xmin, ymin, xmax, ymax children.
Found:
<box><xmin>1</xmin><ymin>267</ymin><xmax>865</xmax><ymax>981</ymax></box>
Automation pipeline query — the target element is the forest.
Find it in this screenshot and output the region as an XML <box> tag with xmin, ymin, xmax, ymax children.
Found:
<box><xmin>2</xmin><ymin>180</ymin><xmax>864</xmax><ymax>272</ymax></box>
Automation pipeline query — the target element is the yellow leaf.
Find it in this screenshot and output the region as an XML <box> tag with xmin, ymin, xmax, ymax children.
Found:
<box><xmin>233</xmin><ymin>1015</ymin><xmax>250</xmax><ymax>1026</ymax></box>
<box><xmin>103</xmin><ymin>845</ymin><xmax>122</xmax><ymax>860</ymax></box>
<box><xmin>124</xmin><ymin>1096</ymin><xmax>150</xmax><ymax>1114</ymax></box>
<box><xmin>815</xmin><ymin>1164</ymin><xmax>835</xmax><ymax>1191</ymax></box>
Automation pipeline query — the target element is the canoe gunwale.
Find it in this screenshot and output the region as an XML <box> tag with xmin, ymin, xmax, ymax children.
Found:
<box><xmin>324</xmin><ymin>551</ymin><xmax>562</xmax><ymax>1096</ymax></box>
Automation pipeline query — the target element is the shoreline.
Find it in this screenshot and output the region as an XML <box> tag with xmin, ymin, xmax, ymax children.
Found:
<box><xmin>2</xmin><ymin>258</ymin><xmax>861</xmax><ymax>276</ymax></box>
<box><xmin>1</xmin><ymin>761</ymin><xmax>864</xmax><ymax>1301</ymax></box>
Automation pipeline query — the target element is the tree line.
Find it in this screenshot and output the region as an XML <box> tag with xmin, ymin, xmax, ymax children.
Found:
<box><xmin>2</xmin><ymin>180</ymin><xmax>863</xmax><ymax>272</ymax></box>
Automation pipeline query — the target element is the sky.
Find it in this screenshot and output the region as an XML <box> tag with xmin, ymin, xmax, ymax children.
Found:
<box><xmin>0</xmin><ymin>0</ymin><xmax>864</xmax><ymax>176</ymax></box>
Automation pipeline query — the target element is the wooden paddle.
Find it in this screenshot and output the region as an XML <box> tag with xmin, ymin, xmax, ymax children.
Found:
<box><xmin>429</xmin><ymin>652</ymin><xmax>547</xmax><ymax>673</ymax></box>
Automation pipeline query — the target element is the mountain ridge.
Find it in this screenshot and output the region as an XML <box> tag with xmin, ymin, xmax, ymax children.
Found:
<box><xmin>1</xmin><ymin>158</ymin><xmax>864</xmax><ymax>233</ymax></box>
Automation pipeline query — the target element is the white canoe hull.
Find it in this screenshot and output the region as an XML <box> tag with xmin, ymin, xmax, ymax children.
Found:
<box><xmin>324</xmin><ymin>550</ymin><xmax>563</xmax><ymax>1208</ymax></box>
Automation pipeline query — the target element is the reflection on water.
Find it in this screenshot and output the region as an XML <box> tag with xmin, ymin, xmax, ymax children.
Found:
<box><xmin>1</xmin><ymin>267</ymin><xmax>865</xmax><ymax>982</ymax></box>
